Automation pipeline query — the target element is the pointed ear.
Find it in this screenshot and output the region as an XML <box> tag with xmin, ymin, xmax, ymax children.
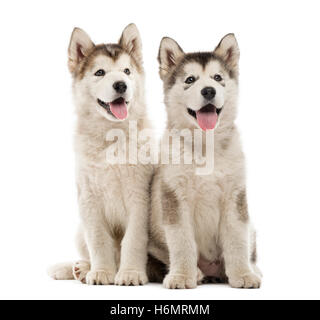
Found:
<box><xmin>119</xmin><ymin>23</ymin><xmax>143</xmax><ymax>64</ymax></box>
<box><xmin>68</xmin><ymin>28</ymin><xmax>94</xmax><ymax>73</ymax></box>
<box><xmin>214</xmin><ymin>33</ymin><xmax>239</xmax><ymax>73</ymax></box>
<box><xmin>158</xmin><ymin>37</ymin><xmax>184</xmax><ymax>79</ymax></box>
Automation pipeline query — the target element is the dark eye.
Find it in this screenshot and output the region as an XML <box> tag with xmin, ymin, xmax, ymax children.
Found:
<box><xmin>214</xmin><ymin>74</ymin><xmax>222</xmax><ymax>82</ymax></box>
<box><xmin>124</xmin><ymin>68</ymin><xmax>131</xmax><ymax>75</ymax></box>
<box><xmin>185</xmin><ymin>76</ymin><xmax>196</xmax><ymax>84</ymax></box>
<box><xmin>94</xmin><ymin>69</ymin><xmax>105</xmax><ymax>76</ymax></box>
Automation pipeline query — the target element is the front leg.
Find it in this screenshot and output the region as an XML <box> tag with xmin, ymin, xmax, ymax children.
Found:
<box><xmin>115</xmin><ymin>199</ymin><xmax>149</xmax><ymax>286</ymax></box>
<box><xmin>161</xmin><ymin>183</ymin><xmax>198</xmax><ymax>289</ymax></box>
<box><xmin>220</xmin><ymin>188</ymin><xmax>261</xmax><ymax>288</ymax></box>
<box><xmin>79</xmin><ymin>196</ymin><xmax>117</xmax><ymax>285</ymax></box>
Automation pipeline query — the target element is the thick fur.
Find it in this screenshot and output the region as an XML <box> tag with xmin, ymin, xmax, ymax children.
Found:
<box><xmin>149</xmin><ymin>34</ymin><xmax>262</xmax><ymax>289</ymax></box>
<box><xmin>48</xmin><ymin>24</ymin><xmax>153</xmax><ymax>285</ymax></box>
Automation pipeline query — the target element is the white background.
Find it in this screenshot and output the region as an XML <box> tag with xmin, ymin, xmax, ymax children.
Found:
<box><xmin>0</xmin><ymin>0</ymin><xmax>319</xmax><ymax>300</ymax></box>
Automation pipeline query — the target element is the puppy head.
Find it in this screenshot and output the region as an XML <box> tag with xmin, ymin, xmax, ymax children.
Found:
<box><xmin>68</xmin><ymin>24</ymin><xmax>144</xmax><ymax>122</ymax></box>
<box><xmin>158</xmin><ymin>34</ymin><xmax>239</xmax><ymax>130</ymax></box>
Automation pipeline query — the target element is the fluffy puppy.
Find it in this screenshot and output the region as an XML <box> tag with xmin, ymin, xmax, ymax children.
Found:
<box><xmin>148</xmin><ymin>34</ymin><xmax>262</xmax><ymax>289</ymax></box>
<box><xmin>48</xmin><ymin>24</ymin><xmax>153</xmax><ymax>285</ymax></box>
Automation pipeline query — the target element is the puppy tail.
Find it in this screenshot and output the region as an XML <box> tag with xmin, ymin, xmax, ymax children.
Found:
<box><xmin>47</xmin><ymin>262</ymin><xmax>74</xmax><ymax>280</ymax></box>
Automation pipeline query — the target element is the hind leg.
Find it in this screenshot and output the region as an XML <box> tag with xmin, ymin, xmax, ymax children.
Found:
<box><xmin>72</xmin><ymin>225</ymin><xmax>91</xmax><ymax>283</ymax></box>
<box><xmin>48</xmin><ymin>225</ymin><xmax>90</xmax><ymax>281</ymax></box>
<box><xmin>75</xmin><ymin>224</ymin><xmax>90</xmax><ymax>260</ymax></box>
<box><xmin>73</xmin><ymin>260</ymin><xmax>90</xmax><ymax>283</ymax></box>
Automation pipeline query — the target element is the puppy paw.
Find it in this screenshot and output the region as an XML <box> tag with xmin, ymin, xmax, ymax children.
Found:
<box><xmin>86</xmin><ymin>270</ymin><xmax>115</xmax><ymax>285</ymax></box>
<box><xmin>228</xmin><ymin>272</ymin><xmax>261</xmax><ymax>289</ymax></box>
<box><xmin>115</xmin><ymin>270</ymin><xmax>148</xmax><ymax>286</ymax></box>
<box><xmin>72</xmin><ymin>260</ymin><xmax>90</xmax><ymax>283</ymax></box>
<box><xmin>163</xmin><ymin>273</ymin><xmax>197</xmax><ymax>289</ymax></box>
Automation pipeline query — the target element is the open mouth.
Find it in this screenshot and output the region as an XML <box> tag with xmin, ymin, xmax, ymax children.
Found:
<box><xmin>187</xmin><ymin>104</ymin><xmax>223</xmax><ymax>131</ymax></box>
<box><xmin>97</xmin><ymin>97</ymin><xmax>129</xmax><ymax>120</ymax></box>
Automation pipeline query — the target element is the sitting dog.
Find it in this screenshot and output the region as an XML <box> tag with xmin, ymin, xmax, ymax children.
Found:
<box><xmin>48</xmin><ymin>24</ymin><xmax>153</xmax><ymax>285</ymax></box>
<box><xmin>148</xmin><ymin>34</ymin><xmax>262</xmax><ymax>288</ymax></box>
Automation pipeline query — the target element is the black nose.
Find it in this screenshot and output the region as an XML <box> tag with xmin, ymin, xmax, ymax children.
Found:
<box><xmin>201</xmin><ymin>87</ymin><xmax>216</xmax><ymax>100</ymax></box>
<box><xmin>113</xmin><ymin>81</ymin><xmax>127</xmax><ymax>94</ymax></box>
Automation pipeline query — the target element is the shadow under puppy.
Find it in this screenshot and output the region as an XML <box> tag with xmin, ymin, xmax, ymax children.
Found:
<box><xmin>148</xmin><ymin>34</ymin><xmax>262</xmax><ymax>288</ymax></box>
<box><xmin>48</xmin><ymin>24</ymin><xmax>153</xmax><ymax>285</ymax></box>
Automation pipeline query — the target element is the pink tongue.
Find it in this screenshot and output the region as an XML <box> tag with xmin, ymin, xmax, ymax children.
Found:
<box><xmin>196</xmin><ymin>110</ymin><xmax>218</xmax><ymax>131</ymax></box>
<box><xmin>109</xmin><ymin>100</ymin><xmax>128</xmax><ymax>120</ymax></box>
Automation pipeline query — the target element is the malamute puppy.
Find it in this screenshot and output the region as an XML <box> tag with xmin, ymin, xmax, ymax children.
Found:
<box><xmin>148</xmin><ymin>34</ymin><xmax>262</xmax><ymax>288</ymax></box>
<box><xmin>48</xmin><ymin>24</ymin><xmax>153</xmax><ymax>285</ymax></box>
